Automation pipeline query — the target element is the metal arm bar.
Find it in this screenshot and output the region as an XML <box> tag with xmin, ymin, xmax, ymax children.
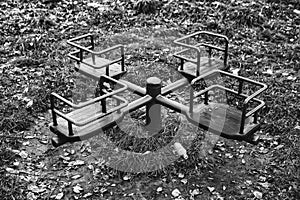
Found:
<box><xmin>161</xmin><ymin>78</ymin><xmax>189</xmax><ymax>95</ymax></box>
<box><xmin>192</xmin><ymin>69</ymin><xmax>267</xmax><ymax>94</ymax></box>
<box><xmin>67</xmin><ymin>45</ymin><xmax>124</xmax><ymax>62</ymax></box>
<box><xmin>174</xmin><ymin>31</ymin><xmax>228</xmax><ymax>51</ymax></box>
<box><xmin>156</xmin><ymin>95</ymin><xmax>189</xmax><ymax>114</ymax></box>
<box><xmin>68</xmin><ymin>33</ymin><xmax>94</xmax><ymax>44</ymax></box>
<box><xmin>119</xmin><ymin>80</ymin><xmax>147</xmax><ymax>96</ymax></box>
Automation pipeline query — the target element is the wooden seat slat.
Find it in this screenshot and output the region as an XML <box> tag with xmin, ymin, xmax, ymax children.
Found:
<box><xmin>178</xmin><ymin>57</ymin><xmax>224</xmax><ymax>77</ymax></box>
<box><xmin>51</xmin><ymin>102</ymin><xmax>123</xmax><ymax>138</ymax></box>
<box><xmin>190</xmin><ymin>103</ymin><xmax>254</xmax><ymax>136</ymax></box>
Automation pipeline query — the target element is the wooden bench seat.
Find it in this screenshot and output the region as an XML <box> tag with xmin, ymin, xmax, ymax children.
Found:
<box><xmin>188</xmin><ymin>103</ymin><xmax>259</xmax><ymax>143</ymax></box>
<box><xmin>174</xmin><ymin>56</ymin><xmax>225</xmax><ymax>78</ymax></box>
<box><xmin>50</xmin><ymin>102</ymin><xmax>124</xmax><ymax>146</ymax></box>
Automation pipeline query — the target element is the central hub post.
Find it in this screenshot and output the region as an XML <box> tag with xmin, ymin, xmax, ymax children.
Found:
<box><xmin>146</xmin><ymin>77</ymin><xmax>162</xmax><ymax>134</ymax></box>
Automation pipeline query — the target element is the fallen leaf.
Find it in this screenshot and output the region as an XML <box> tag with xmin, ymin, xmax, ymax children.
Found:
<box><xmin>22</xmin><ymin>141</ymin><xmax>30</xmax><ymax>146</ymax></box>
<box><xmin>83</xmin><ymin>193</ymin><xmax>93</xmax><ymax>198</ymax></box>
<box><xmin>207</xmin><ymin>186</ymin><xmax>215</xmax><ymax>193</ymax></box>
<box><xmin>123</xmin><ymin>175</ymin><xmax>131</xmax><ymax>180</ymax></box>
<box><xmin>259</xmin><ymin>176</ymin><xmax>266</xmax><ymax>182</ymax></box>
<box><xmin>274</xmin><ymin>144</ymin><xmax>284</xmax><ymax>150</ymax></box>
<box><xmin>282</xmin><ymin>72</ymin><xmax>289</xmax><ymax>76</ymax></box>
<box><xmin>190</xmin><ymin>188</ymin><xmax>200</xmax><ymax>196</ymax></box>
<box><xmin>225</xmin><ymin>153</ymin><xmax>233</xmax><ymax>158</ymax></box>
<box><xmin>28</xmin><ymin>185</ymin><xmax>46</xmax><ymax>193</ymax></box>
<box><xmin>262</xmin><ymin>69</ymin><xmax>273</xmax><ymax>75</ymax></box>
<box><xmin>19</xmin><ymin>150</ymin><xmax>28</xmax><ymax>159</ymax></box>
<box><xmin>26</xmin><ymin>192</ymin><xmax>37</xmax><ymax>200</ymax></box>
<box><xmin>73</xmin><ymin>185</ymin><xmax>83</xmax><ymax>194</ymax></box>
<box><xmin>294</xmin><ymin>9</ymin><xmax>300</xmax><ymax>15</ymax></box>
<box><xmin>100</xmin><ymin>188</ymin><xmax>107</xmax><ymax>193</ymax></box>
<box><xmin>253</xmin><ymin>190</ymin><xmax>263</xmax><ymax>199</ymax></box>
<box><xmin>258</xmin><ymin>182</ymin><xmax>270</xmax><ymax>189</ymax></box>
<box><xmin>239</xmin><ymin>149</ymin><xmax>247</xmax><ymax>154</ymax></box>
<box><xmin>71</xmin><ymin>175</ymin><xmax>82</xmax><ymax>180</ymax></box>
<box><xmin>231</xmin><ymin>68</ymin><xmax>240</xmax><ymax>75</ymax></box>
<box><xmin>171</xmin><ymin>189</ymin><xmax>181</xmax><ymax>197</ymax></box>
<box><xmin>55</xmin><ymin>192</ymin><xmax>64</xmax><ymax>200</ymax></box>
<box><xmin>287</xmin><ymin>75</ymin><xmax>296</xmax><ymax>81</ymax></box>
<box><xmin>39</xmin><ymin>140</ymin><xmax>48</xmax><ymax>145</ymax></box>
<box><xmin>60</xmin><ymin>155</ymin><xmax>71</xmax><ymax>161</ymax></box>
<box><xmin>181</xmin><ymin>178</ymin><xmax>188</xmax><ymax>184</ymax></box>
<box><xmin>178</xmin><ymin>173</ymin><xmax>185</xmax><ymax>178</ymax></box>
<box><xmin>6</xmin><ymin>167</ymin><xmax>19</xmax><ymax>174</ymax></box>
<box><xmin>70</xmin><ymin>160</ymin><xmax>85</xmax><ymax>166</ymax></box>
<box><xmin>157</xmin><ymin>187</ymin><xmax>163</xmax><ymax>192</ymax></box>
<box><xmin>173</xmin><ymin>142</ymin><xmax>188</xmax><ymax>159</ymax></box>
<box><xmin>13</xmin><ymin>161</ymin><xmax>20</xmax><ymax>167</ymax></box>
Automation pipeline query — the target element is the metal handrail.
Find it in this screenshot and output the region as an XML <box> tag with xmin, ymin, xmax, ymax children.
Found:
<box><xmin>174</xmin><ymin>31</ymin><xmax>229</xmax><ymax>75</ymax></box>
<box><xmin>51</xmin><ymin>75</ymin><xmax>128</xmax><ymax>109</ymax></box>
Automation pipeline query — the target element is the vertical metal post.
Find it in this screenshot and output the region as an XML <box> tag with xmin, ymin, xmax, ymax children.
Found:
<box><xmin>208</xmin><ymin>47</ymin><xmax>212</xmax><ymax>68</ymax></box>
<box><xmin>90</xmin><ymin>35</ymin><xmax>94</xmax><ymax>50</ymax></box>
<box><xmin>189</xmin><ymin>87</ymin><xmax>194</xmax><ymax>118</ymax></box>
<box><xmin>116</xmin><ymin>98</ymin><xmax>121</xmax><ymax>114</ymax></box>
<box><xmin>146</xmin><ymin>77</ymin><xmax>162</xmax><ymax>133</ymax></box>
<box><xmin>253</xmin><ymin>111</ymin><xmax>258</xmax><ymax>124</ymax></box>
<box><xmin>208</xmin><ymin>47</ymin><xmax>212</xmax><ymax>58</ymax></box>
<box><xmin>68</xmin><ymin>121</ymin><xmax>73</xmax><ymax>136</ymax></box>
<box><xmin>50</xmin><ymin>95</ymin><xmax>57</xmax><ymax>126</ymax></box>
<box><xmin>238</xmin><ymin>80</ymin><xmax>243</xmax><ymax>94</ymax></box>
<box><xmin>79</xmin><ymin>49</ymin><xmax>83</xmax><ymax>62</ymax></box>
<box><xmin>196</xmin><ymin>50</ymin><xmax>201</xmax><ymax>77</ymax></box>
<box><xmin>180</xmin><ymin>58</ymin><xmax>184</xmax><ymax>71</ymax></box>
<box><xmin>90</xmin><ymin>35</ymin><xmax>96</xmax><ymax>65</ymax></box>
<box><xmin>99</xmin><ymin>77</ymin><xmax>107</xmax><ymax>113</ymax></box>
<box><xmin>204</xmin><ymin>91</ymin><xmax>209</xmax><ymax>105</ymax></box>
<box><xmin>106</xmin><ymin>66</ymin><xmax>110</xmax><ymax>76</ymax></box>
<box><xmin>121</xmin><ymin>46</ymin><xmax>125</xmax><ymax>72</ymax></box>
<box><xmin>224</xmin><ymin>41</ymin><xmax>228</xmax><ymax>69</ymax></box>
<box><xmin>239</xmin><ymin>104</ymin><xmax>247</xmax><ymax>134</ymax></box>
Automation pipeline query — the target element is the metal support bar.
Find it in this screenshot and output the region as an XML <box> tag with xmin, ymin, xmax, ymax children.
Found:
<box><xmin>146</xmin><ymin>77</ymin><xmax>162</xmax><ymax>133</ymax></box>
<box><xmin>156</xmin><ymin>95</ymin><xmax>189</xmax><ymax>114</ymax></box>
<box><xmin>180</xmin><ymin>58</ymin><xmax>184</xmax><ymax>71</ymax></box>
<box><xmin>121</xmin><ymin>95</ymin><xmax>152</xmax><ymax>114</ymax></box>
<box><xmin>161</xmin><ymin>78</ymin><xmax>189</xmax><ymax>95</ymax></box>
<box><xmin>254</xmin><ymin>111</ymin><xmax>258</xmax><ymax>124</ymax></box>
<box><xmin>238</xmin><ymin>79</ymin><xmax>243</xmax><ymax>94</ymax></box>
<box><xmin>68</xmin><ymin>121</ymin><xmax>73</xmax><ymax>136</ymax></box>
<box><xmin>189</xmin><ymin>87</ymin><xmax>194</xmax><ymax>117</ymax></box>
<box><xmin>99</xmin><ymin>78</ymin><xmax>107</xmax><ymax>113</ymax></box>
<box><xmin>119</xmin><ymin>80</ymin><xmax>146</xmax><ymax>96</ymax></box>
<box><xmin>204</xmin><ymin>91</ymin><xmax>209</xmax><ymax>105</ymax></box>
<box><xmin>50</xmin><ymin>95</ymin><xmax>57</xmax><ymax>126</ymax></box>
